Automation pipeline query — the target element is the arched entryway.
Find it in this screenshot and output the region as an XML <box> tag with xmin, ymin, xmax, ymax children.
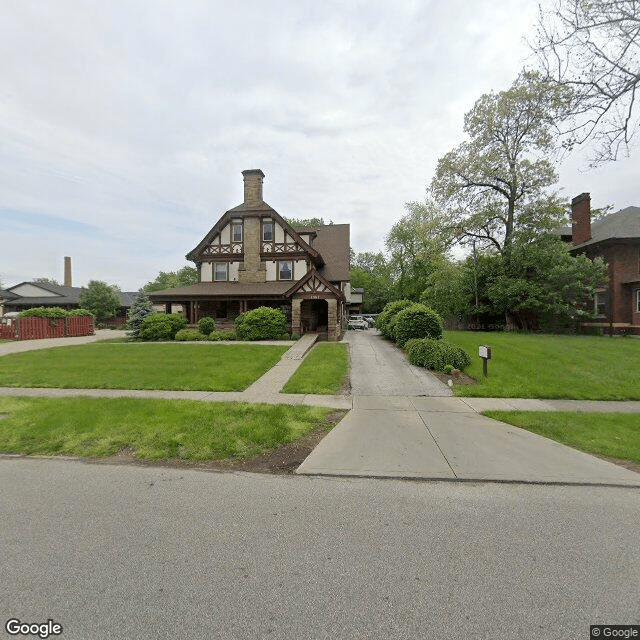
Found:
<box><xmin>300</xmin><ymin>298</ymin><xmax>328</xmax><ymax>335</ymax></box>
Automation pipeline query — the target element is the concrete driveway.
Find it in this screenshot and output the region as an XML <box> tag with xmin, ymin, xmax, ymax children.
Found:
<box><xmin>297</xmin><ymin>330</ymin><xmax>640</xmax><ymax>486</ymax></box>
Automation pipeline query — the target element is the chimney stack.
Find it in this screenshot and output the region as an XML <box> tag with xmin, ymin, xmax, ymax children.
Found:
<box><xmin>64</xmin><ymin>256</ymin><xmax>72</xmax><ymax>287</ymax></box>
<box><xmin>571</xmin><ymin>193</ymin><xmax>591</xmax><ymax>246</ymax></box>
<box><xmin>242</xmin><ymin>169</ymin><xmax>265</xmax><ymax>207</ymax></box>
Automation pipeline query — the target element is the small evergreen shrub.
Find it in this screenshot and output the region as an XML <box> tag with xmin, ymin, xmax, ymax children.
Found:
<box><xmin>393</xmin><ymin>304</ymin><xmax>444</xmax><ymax>346</ymax></box>
<box><xmin>376</xmin><ymin>300</ymin><xmax>414</xmax><ymax>338</ymax></box>
<box><xmin>126</xmin><ymin>291</ymin><xmax>155</xmax><ymax>340</ymax></box>
<box><xmin>237</xmin><ymin>307</ymin><xmax>288</xmax><ymax>341</ymax></box>
<box><xmin>290</xmin><ymin>333</ymin><xmax>301</xmax><ymax>340</ymax></box>
<box><xmin>175</xmin><ymin>329</ymin><xmax>205</xmax><ymax>341</ymax></box>
<box><xmin>139</xmin><ymin>313</ymin><xmax>187</xmax><ymax>341</ymax></box>
<box><xmin>278</xmin><ymin>333</ymin><xmax>290</xmax><ymax>340</ymax></box>
<box><xmin>198</xmin><ymin>316</ymin><xmax>216</xmax><ymax>335</ymax></box>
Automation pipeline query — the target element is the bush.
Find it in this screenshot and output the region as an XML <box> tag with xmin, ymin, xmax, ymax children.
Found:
<box><xmin>278</xmin><ymin>333</ymin><xmax>290</xmax><ymax>340</ymax></box>
<box><xmin>198</xmin><ymin>316</ymin><xmax>216</xmax><ymax>335</ymax></box>
<box><xmin>208</xmin><ymin>330</ymin><xmax>236</xmax><ymax>341</ymax></box>
<box><xmin>236</xmin><ymin>307</ymin><xmax>288</xmax><ymax>341</ymax></box>
<box><xmin>139</xmin><ymin>313</ymin><xmax>187</xmax><ymax>341</ymax></box>
<box><xmin>73</xmin><ymin>308</ymin><xmax>94</xmax><ymax>317</ymax></box>
<box><xmin>234</xmin><ymin>312</ymin><xmax>247</xmax><ymax>337</ymax></box>
<box><xmin>175</xmin><ymin>329</ymin><xmax>206</xmax><ymax>341</ymax></box>
<box><xmin>290</xmin><ymin>333</ymin><xmax>301</xmax><ymax>340</ymax></box>
<box><xmin>405</xmin><ymin>338</ymin><xmax>471</xmax><ymax>372</ymax></box>
<box><xmin>126</xmin><ymin>291</ymin><xmax>155</xmax><ymax>340</ymax></box>
<box><xmin>19</xmin><ymin>307</ymin><xmax>70</xmax><ymax>318</ymax></box>
<box><xmin>393</xmin><ymin>304</ymin><xmax>444</xmax><ymax>347</ymax></box>
<box><xmin>376</xmin><ymin>300</ymin><xmax>414</xmax><ymax>338</ymax></box>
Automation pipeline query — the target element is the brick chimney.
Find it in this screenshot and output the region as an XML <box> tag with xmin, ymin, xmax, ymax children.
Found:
<box><xmin>64</xmin><ymin>256</ymin><xmax>72</xmax><ymax>287</ymax></box>
<box><xmin>571</xmin><ymin>193</ymin><xmax>591</xmax><ymax>246</ymax></box>
<box><xmin>242</xmin><ymin>169</ymin><xmax>265</xmax><ymax>207</ymax></box>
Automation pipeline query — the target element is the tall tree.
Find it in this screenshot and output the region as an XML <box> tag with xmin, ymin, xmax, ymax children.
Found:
<box><xmin>143</xmin><ymin>266</ymin><xmax>198</xmax><ymax>292</ymax></box>
<box><xmin>530</xmin><ymin>0</ymin><xmax>640</xmax><ymax>163</ymax></box>
<box><xmin>78</xmin><ymin>281</ymin><xmax>121</xmax><ymax>321</ymax></box>
<box><xmin>385</xmin><ymin>199</ymin><xmax>453</xmax><ymax>301</ymax></box>
<box><xmin>350</xmin><ymin>251</ymin><xmax>393</xmax><ymax>313</ymax></box>
<box><xmin>430</xmin><ymin>72</ymin><xmax>572</xmax><ymax>258</ymax></box>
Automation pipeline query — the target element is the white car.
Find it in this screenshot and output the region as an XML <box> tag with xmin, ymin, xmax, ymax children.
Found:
<box><xmin>348</xmin><ymin>316</ymin><xmax>369</xmax><ymax>330</ymax></box>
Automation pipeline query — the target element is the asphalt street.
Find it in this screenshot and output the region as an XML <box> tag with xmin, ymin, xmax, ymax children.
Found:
<box><xmin>1</xmin><ymin>457</ymin><xmax>639</xmax><ymax>640</ymax></box>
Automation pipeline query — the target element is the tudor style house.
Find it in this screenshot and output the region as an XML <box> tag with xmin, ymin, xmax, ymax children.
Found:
<box><xmin>148</xmin><ymin>170</ymin><xmax>351</xmax><ymax>340</ymax></box>
<box><xmin>560</xmin><ymin>193</ymin><xmax>640</xmax><ymax>334</ymax></box>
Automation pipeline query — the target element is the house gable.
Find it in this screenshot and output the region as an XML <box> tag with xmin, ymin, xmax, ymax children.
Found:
<box><xmin>9</xmin><ymin>282</ymin><xmax>62</xmax><ymax>298</ymax></box>
<box><xmin>286</xmin><ymin>268</ymin><xmax>345</xmax><ymax>300</ymax></box>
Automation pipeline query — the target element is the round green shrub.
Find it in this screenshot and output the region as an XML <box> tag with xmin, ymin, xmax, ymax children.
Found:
<box><xmin>175</xmin><ymin>329</ymin><xmax>205</xmax><ymax>341</ymax></box>
<box><xmin>19</xmin><ymin>306</ymin><xmax>70</xmax><ymax>318</ymax></box>
<box><xmin>393</xmin><ymin>304</ymin><xmax>444</xmax><ymax>347</ymax></box>
<box><xmin>139</xmin><ymin>313</ymin><xmax>187</xmax><ymax>341</ymax></box>
<box><xmin>237</xmin><ymin>307</ymin><xmax>288</xmax><ymax>341</ymax></box>
<box><xmin>290</xmin><ymin>333</ymin><xmax>301</xmax><ymax>341</ymax></box>
<box><xmin>376</xmin><ymin>300</ymin><xmax>414</xmax><ymax>338</ymax></box>
<box><xmin>198</xmin><ymin>316</ymin><xmax>216</xmax><ymax>335</ymax></box>
<box><xmin>234</xmin><ymin>312</ymin><xmax>248</xmax><ymax>339</ymax></box>
<box><xmin>405</xmin><ymin>338</ymin><xmax>471</xmax><ymax>372</ymax></box>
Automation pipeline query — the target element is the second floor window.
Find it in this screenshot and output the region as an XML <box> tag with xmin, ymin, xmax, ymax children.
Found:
<box><xmin>232</xmin><ymin>223</ymin><xmax>243</xmax><ymax>243</ymax></box>
<box><xmin>263</xmin><ymin>221</ymin><xmax>273</xmax><ymax>242</ymax></box>
<box><xmin>214</xmin><ymin>263</ymin><xmax>228</xmax><ymax>281</ymax></box>
<box><xmin>279</xmin><ymin>260</ymin><xmax>293</xmax><ymax>280</ymax></box>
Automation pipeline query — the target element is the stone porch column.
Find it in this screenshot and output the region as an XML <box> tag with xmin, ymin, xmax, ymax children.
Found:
<box><xmin>327</xmin><ymin>298</ymin><xmax>338</xmax><ymax>341</ymax></box>
<box><xmin>291</xmin><ymin>297</ymin><xmax>302</xmax><ymax>335</ymax></box>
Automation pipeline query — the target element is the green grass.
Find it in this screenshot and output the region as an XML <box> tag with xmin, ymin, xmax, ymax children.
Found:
<box><xmin>445</xmin><ymin>331</ymin><xmax>640</xmax><ymax>400</ymax></box>
<box><xmin>0</xmin><ymin>396</ymin><xmax>335</xmax><ymax>461</ymax></box>
<box><xmin>484</xmin><ymin>410</ymin><xmax>640</xmax><ymax>464</ymax></box>
<box><xmin>282</xmin><ymin>343</ymin><xmax>349</xmax><ymax>395</ymax></box>
<box><xmin>0</xmin><ymin>343</ymin><xmax>289</xmax><ymax>391</ymax></box>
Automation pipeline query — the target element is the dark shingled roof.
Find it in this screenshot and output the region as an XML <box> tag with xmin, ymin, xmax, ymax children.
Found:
<box><xmin>571</xmin><ymin>206</ymin><xmax>640</xmax><ymax>249</ymax></box>
<box><xmin>148</xmin><ymin>281</ymin><xmax>293</xmax><ymax>300</ymax></box>
<box><xmin>5</xmin><ymin>282</ymin><xmax>136</xmax><ymax>308</ymax></box>
<box><xmin>295</xmin><ymin>224</ymin><xmax>350</xmax><ymax>282</ymax></box>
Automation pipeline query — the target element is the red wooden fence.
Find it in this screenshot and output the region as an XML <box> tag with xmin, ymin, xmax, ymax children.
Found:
<box><xmin>0</xmin><ymin>317</ymin><xmax>94</xmax><ymax>341</ymax></box>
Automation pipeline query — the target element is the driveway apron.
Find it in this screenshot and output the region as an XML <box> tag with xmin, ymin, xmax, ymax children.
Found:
<box><xmin>296</xmin><ymin>330</ymin><xmax>640</xmax><ymax>486</ymax></box>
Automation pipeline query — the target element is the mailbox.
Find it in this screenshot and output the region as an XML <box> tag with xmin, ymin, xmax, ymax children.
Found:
<box><xmin>479</xmin><ymin>345</ymin><xmax>492</xmax><ymax>359</ymax></box>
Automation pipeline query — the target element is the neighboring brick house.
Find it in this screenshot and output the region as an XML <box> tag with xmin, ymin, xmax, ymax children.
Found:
<box><xmin>561</xmin><ymin>193</ymin><xmax>640</xmax><ymax>334</ymax></box>
<box><xmin>148</xmin><ymin>169</ymin><xmax>352</xmax><ymax>340</ymax></box>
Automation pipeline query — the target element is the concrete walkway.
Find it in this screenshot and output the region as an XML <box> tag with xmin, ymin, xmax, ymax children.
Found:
<box><xmin>297</xmin><ymin>331</ymin><xmax>640</xmax><ymax>486</ymax></box>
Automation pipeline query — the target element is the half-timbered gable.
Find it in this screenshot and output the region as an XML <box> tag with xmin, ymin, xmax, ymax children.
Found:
<box><xmin>148</xmin><ymin>169</ymin><xmax>351</xmax><ymax>340</ymax></box>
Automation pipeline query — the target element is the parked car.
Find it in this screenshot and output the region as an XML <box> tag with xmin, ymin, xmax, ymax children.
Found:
<box><xmin>348</xmin><ymin>315</ymin><xmax>369</xmax><ymax>330</ymax></box>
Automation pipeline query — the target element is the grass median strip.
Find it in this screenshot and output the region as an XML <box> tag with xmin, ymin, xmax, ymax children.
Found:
<box><xmin>282</xmin><ymin>343</ymin><xmax>349</xmax><ymax>395</ymax></box>
<box><xmin>484</xmin><ymin>410</ymin><xmax>640</xmax><ymax>464</ymax></box>
<box><xmin>0</xmin><ymin>343</ymin><xmax>289</xmax><ymax>391</ymax></box>
<box><xmin>0</xmin><ymin>396</ymin><xmax>337</xmax><ymax>461</ymax></box>
<box><xmin>445</xmin><ymin>331</ymin><xmax>640</xmax><ymax>400</ymax></box>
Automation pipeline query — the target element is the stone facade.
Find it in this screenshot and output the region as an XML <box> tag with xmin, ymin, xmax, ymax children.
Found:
<box><xmin>237</xmin><ymin>217</ymin><xmax>266</xmax><ymax>283</ymax></box>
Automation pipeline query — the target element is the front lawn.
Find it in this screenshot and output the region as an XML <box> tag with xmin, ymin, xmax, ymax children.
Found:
<box><xmin>445</xmin><ymin>331</ymin><xmax>640</xmax><ymax>400</ymax></box>
<box><xmin>282</xmin><ymin>343</ymin><xmax>349</xmax><ymax>395</ymax></box>
<box><xmin>0</xmin><ymin>396</ymin><xmax>336</xmax><ymax>461</ymax></box>
<box><xmin>0</xmin><ymin>343</ymin><xmax>288</xmax><ymax>391</ymax></box>
<box><xmin>484</xmin><ymin>410</ymin><xmax>640</xmax><ymax>465</ymax></box>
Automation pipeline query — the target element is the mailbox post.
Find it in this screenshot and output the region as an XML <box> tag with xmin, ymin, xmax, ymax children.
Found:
<box><xmin>479</xmin><ymin>345</ymin><xmax>492</xmax><ymax>377</ymax></box>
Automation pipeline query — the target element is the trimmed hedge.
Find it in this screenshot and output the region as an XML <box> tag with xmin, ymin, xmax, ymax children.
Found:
<box><xmin>208</xmin><ymin>330</ymin><xmax>237</xmax><ymax>341</ymax></box>
<box><xmin>235</xmin><ymin>307</ymin><xmax>287</xmax><ymax>341</ymax></box>
<box><xmin>405</xmin><ymin>338</ymin><xmax>471</xmax><ymax>372</ymax></box>
<box><xmin>175</xmin><ymin>329</ymin><xmax>206</xmax><ymax>341</ymax></box>
<box><xmin>198</xmin><ymin>317</ymin><xmax>216</xmax><ymax>335</ymax></box>
<box><xmin>393</xmin><ymin>304</ymin><xmax>443</xmax><ymax>347</ymax></box>
<box><xmin>376</xmin><ymin>300</ymin><xmax>414</xmax><ymax>338</ymax></box>
<box><xmin>139</xmin><ymin>313</ymin><xmax>187</xmax><ymax>341</ymax></box>
<box><xmin>18</xmin><ymin>307</ymin><xmax>93</xmax><ymax>318</ymax></box>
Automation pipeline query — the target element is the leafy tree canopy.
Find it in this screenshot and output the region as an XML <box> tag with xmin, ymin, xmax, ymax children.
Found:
<box><xmin>350</xmin><ymin>251</ymin><xmax>394</xmax><ymax>313</ymax></box>
<box><xmin>430</xmin><ymin>72</ymin><xmax>572</xmax><ymax>257</ymax></box>
<box><xmin>33</xmin><ymin>277</ymin><xmax>61</xmax><ymax>286</ymax></box>
<box><xmin>78</xmin><ymin>281</ymin><xmax>121</xmax><ymax>322</ymax></box>
<box><xmin>143</xmin><ymin>266</ymin><xmax>198</xmax><ymax>292</ymax></box>
<box><xmin>284</xmin><ymin>217</ymin><xmax>330</xmax><ymax>228</ymax></box>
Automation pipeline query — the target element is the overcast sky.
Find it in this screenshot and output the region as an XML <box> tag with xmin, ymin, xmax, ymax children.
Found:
<box><xmin>1</xmin><ymin>0</ymin><xmax>638</xmax><ymax>291</ymax></box>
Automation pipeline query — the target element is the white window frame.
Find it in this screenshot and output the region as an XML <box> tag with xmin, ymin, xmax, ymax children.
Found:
<box><xmin>278</xmin><ymin>260</ymin><xmax>293</xmax><ymax>281</ymax></box>
<box><xmin>232</xmin><ymin>223</ymin><xmax>242</xmax><ymax>243</ymax></box>
<box><xmin>214</xmin><ymin>262</ymin><xmax>228</xmax><ymax>282</ymax></box>
<box><xmin>263</xmin><ymin>221</ymin><xmax>274</xmax><ymax>242</ymax></box>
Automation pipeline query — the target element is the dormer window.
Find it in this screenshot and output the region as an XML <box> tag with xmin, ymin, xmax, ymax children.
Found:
<box><xmin>263</xmin><ymin>221</ymin><xmax>273</xmax><ymax>242</ymax></box>
<box><xmin>232</xmin><ymin>223</ymin><xmax>243</xmax><ymax>243</ymax></box>
<box><xmin>278</xmin><ymin>260</ymin><xmax>292</xmax><ymax>280</ymax></box>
